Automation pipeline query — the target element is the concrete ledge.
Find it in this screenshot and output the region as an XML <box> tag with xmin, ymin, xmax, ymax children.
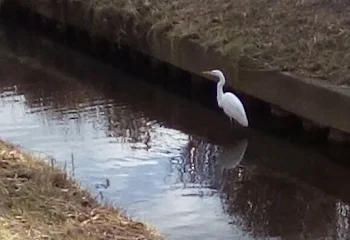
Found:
<box><xmin>3</xmin><ymin>0</ymin><xmax>350</xmax><ymax>135</ymax></box>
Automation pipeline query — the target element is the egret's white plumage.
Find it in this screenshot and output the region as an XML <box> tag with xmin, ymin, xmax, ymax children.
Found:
<box><xmin>203</xmin><ymin>69</ymin><xmax>249</xmax><ymax>127</ymax></box>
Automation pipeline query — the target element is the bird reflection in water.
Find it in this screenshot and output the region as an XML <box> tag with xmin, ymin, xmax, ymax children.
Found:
<box><xmin>169</xmin><ymin>136</ymin><xmax>217</xmax><ymax>197</ymax></box>
<box><xmin>170</xmin><ymin>136</ymin><xmax>249</xmax><ymax>198</ymax></box>
<box><xmin>214</xmin><ymin>139</ymin><xmax>249</xmax><ymax>192</ymax></box>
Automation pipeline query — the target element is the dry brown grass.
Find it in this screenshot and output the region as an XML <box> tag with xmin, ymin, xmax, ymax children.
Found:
<box><xmin>3</xmin><ymin>0</ymin><xmax>349</xmax><ymax>83</ymax></box>
<box><xmin>82</xmin><ymin>0</ymin><xmax>350</xmax><ymax>84</ymax></box>
<box><xmin>0</xmin><ymin>140</ymin><xmax>163</xmax><ymax>240</ymax></box>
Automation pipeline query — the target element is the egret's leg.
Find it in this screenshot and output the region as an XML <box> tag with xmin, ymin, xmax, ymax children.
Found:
<box><xmin>219</xmin><ymin>169</ymin><xmax>227</xmax><ymax>192</ymax></box>
<box><xmin>229</xmin><ymin>118</ymin><xmax>234</xmax><ymax>128</ymax></box>
<box><xmin>230</xmin><ymin>118</ymin><xmax>237</xmax><ymax>127</ymax></box>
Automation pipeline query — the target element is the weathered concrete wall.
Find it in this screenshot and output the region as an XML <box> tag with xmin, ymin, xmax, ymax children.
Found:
<box><xmin>2</xmin><ymin>27</ymin><xmax>350</xmax><ymax>204</ymax></box>
<box><xmin>3</xmin><ymin>0</ymin><xmax>350</xmax><ymax>137</ymax></box>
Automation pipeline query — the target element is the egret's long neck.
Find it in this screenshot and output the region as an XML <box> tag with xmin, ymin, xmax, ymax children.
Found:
<box><xmin>217</xmin><ymin>75</ymin><xmax>225</xmax><ymax>107</ymax></box>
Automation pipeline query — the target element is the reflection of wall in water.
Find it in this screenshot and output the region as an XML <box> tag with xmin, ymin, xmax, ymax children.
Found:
<box><xmin>105</xmin><ymin>106</ymin><xmax>153</xmax><ymax>147</ymax></box>
<box><xmin>0</xmin><ymin>75</ymin><xmax>155</xmax><ymax>148</ymax></box>
<box><xmin>219</xmin><ymin>165</ymin><xmax>350</xmax><ymax>239</ymax></box>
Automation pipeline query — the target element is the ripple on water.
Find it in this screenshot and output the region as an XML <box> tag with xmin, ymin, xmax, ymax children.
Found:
<box><xmin>2</xmin><ymin>36</ymin><xmax>350</xmax><ymax>240</ymax></box>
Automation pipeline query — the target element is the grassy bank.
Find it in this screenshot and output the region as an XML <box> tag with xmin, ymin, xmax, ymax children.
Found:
<box><xmin>3</xmin><ymin>0</ymin><xmax>349</xmax><ymax>84</ymax></box>
<box><xmin>2</xmin><ymin>0</ymin><xmax>350</xmax><ymax>133</ymax></box>
<box><xmin>83</xmin><ymin>0</ymin><xmax>350</xmax><ymax>85</ymax></box>
<box><xmin>0</xmin><ymin>140</ymin><xmax>163</xmax><ymax>240</ymax></box>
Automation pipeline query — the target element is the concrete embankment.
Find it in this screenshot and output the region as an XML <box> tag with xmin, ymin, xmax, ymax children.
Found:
<box><xmin>1</xmin><ymin>0</ymin><xmax>350</xmax><ymax>143</ymax></box>
<box><xmin>0</xmin><ymin>140</ymin><xmax>163</xmax><ymax>240</ymax></box>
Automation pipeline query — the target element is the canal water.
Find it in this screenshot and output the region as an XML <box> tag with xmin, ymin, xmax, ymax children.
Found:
<box><xmin>1</xmin><ymin>22</ymin><xmax>350</xmax><ymax>240</ymax></box>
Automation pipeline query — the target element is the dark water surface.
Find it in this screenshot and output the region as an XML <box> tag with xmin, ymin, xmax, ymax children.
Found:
<box><xmin>1</xmin><ymin>23</ymin><xmax>350</xmax><ymax>240</ymax></box>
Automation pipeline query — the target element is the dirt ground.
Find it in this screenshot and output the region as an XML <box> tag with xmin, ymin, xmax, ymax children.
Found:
<box><xmin>85</xmin><ymin>0</ymin><xmax>350</xmax><ymax>85</ymax></box>
<box><xmin>0</xmin><ymin>140</ymin><xmax>163</xmax><ymax>240</ymax></box>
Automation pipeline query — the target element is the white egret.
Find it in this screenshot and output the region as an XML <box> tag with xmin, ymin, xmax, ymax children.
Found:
<box><xmin>202</xmin><ymin>69</ymin><xmax>249</xmax><ymax>127</ymax></box>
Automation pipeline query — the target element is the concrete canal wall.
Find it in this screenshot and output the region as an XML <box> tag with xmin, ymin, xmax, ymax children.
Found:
<box><xmin>1</xmin><ymin>0</ymin><xmax>350</xmax><ymax>143</ymax></box>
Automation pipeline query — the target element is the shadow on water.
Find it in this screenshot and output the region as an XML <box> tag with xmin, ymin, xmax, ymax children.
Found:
<box><xmin>0</xmin><ymin>21</ymin><xmax>350</xmax><ymax>239</ymax></box>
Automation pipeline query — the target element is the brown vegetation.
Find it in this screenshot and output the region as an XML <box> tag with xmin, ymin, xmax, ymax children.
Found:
<box><xmin>3</xmin><ymin>0</ymin><xmax>350</xmax><ymax>83</ymax></box>
<box><xmin>83</xmin><ymin>0</ymin><xmax>350</xmax><ymax>84</ymax></box>
<box><xmin>0</xmin><ymin>140</ymin><xmax>163</xmax><ymax>240</ymax></box>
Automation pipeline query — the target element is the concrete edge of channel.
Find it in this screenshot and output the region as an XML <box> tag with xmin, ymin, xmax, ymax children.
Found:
<box><xmin>4</xmin><ymin>0</ymin><xmax>350</xmax><ymax>142</ymax></box>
